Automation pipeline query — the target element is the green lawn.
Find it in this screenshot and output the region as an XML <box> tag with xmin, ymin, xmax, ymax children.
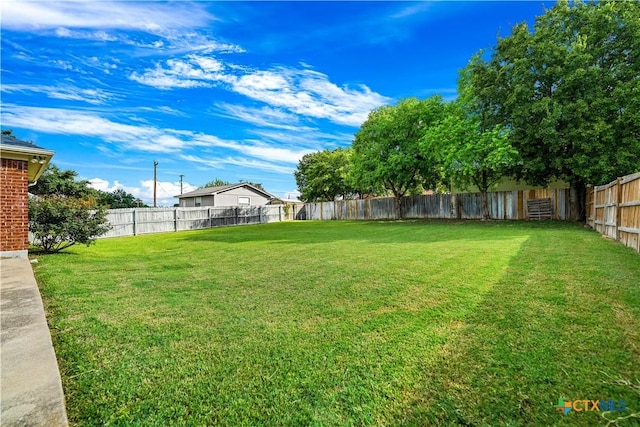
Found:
<box><xmin>34</xmin><ymin>220</ymin><xmax>640</xmax><ymax>426</ymax></box>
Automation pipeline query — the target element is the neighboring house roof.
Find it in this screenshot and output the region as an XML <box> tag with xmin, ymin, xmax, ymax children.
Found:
<box><xmin>0</xmin><ymin>134</ymin><xmax>54</xmax><ymax>183</ymax></box>
<box><xmin>176</xmin><ymin>183</ymin><xmax>276</xmax><ymax>200</ymax></box>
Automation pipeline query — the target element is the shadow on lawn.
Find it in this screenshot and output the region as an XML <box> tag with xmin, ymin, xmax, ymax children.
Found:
<box><xmin>401</xmin><ymin>229</ymin><xmax>640</xmax><ymax>426</ymax></box>
<box><xmin>175</xmin><ymin>219</ymin><xmax>580</xmax><ymax>247</ymax></box>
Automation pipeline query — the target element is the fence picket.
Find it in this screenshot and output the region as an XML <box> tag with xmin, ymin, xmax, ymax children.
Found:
<box><xmin>587</xmin><ymin>172</ymin><xmax>640</xmax><ymax>253</ymax></box>
<box><xmin>101</xmin><ymin>205</ymin><xmax>286</xmax><ymax>239</ymax></box>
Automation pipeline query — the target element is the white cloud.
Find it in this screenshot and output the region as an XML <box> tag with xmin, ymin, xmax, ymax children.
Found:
<box><xmin>0</xmin><ymin>0</ymin><xmax>214</xmax><ymax>32</ymax></box>
<box><xmin>229</xmin><ymin>67</ymin><xmax>391</xmax><ymax>126</ymax></box>
<box><xmin>243</xmin><ymin>144</ymin><xmax>313</xmax><ymax>164</ymax></box>
<box><xmin>88</xmin><ymin>177</ymin><xmax>196</xmax><ymax>207</ymax></box>
<box><xmin>129</xmin><ymin>54</ymin><xmax>231</xmax><ymax>89</ymax></box>
<box><xmin>55</xmin><ymin>27</ymin><xmax>117</xmax><ymax>41</ymax></box>
<box><xmin>215</xmin><ymin>103</ymin><xmax>315</xmax><ymax>132</ymax></box>
<box><xmin>391</xmin><ymin>3</ymin><xmax>433</xmax><ymax>20</ymax></box>
<box><xmin>89</xmin><ymin>178</ymin><xmax>196</xmax><ymax>206</ymax></box>
<box><xmin>2</xmin><ymin>104</ymin><xmax>314</xmax><ymax>164</ymax></box>
<box><xmin>249</xmin><ymin>129</ymin><xmax>354</xmax><ymax>148</ymax></box>
<box><xmin>150</xmin><ymin>31</ymin><xmax>245</xmax><ymax>55</ymax></box>
<box><xmin>1</xmin><ymin>84</ymin><xmax>114</xmax><ymax>104</ymax></box>
<box><xmin>141</xmin><ymin>179</ymin><xmax>196</xmax><ymax>206</ymax></box>
<box><xmin>190</xmin><ymin>134</ymin><xmax>312</xmax><ymax>164</ymax></box>
<box><xmin>181</xmin><ymin>155</ymin><xmax>295</xmax><ymax>175</ymax></box>
<box><xmin>139</xmin><ymin>106</ymin><xmax>188</xmax><ymax>117</ymax></box>
<box><xmin>49</xmin><ymin>59</ymin><xmax>75</xmax><ymax>71</ymax></box>
<box><xmin>88</xmin><ymin>177</ymin><xmax>112</xmax><ymax>192</ymax></box>
<box><xmin>1</xmin><ymin>104</ymin><xmax>192</xmax><ymax>153</ymax></box>
<box><xmin>129</xmin><ymin>70</ymin><xmax>209</xmax><ymax>90</ymax></box>
<box><xmin>131</xmin><ymin>57</ymin><xmax>391</xmax><ymax>127</ymax></box>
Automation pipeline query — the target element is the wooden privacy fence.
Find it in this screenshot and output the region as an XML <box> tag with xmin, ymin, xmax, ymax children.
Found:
<box><xmin>299</xmin><ymin>189</ymin><xmax>570</xmax><ymax>221</ymax></box>
<box><xmin>586</xmin><ymin>171</ymin><xmax>640</xmax><ymax>253</ymax></box>
<box><xmin>102</xmin><ymin>205</ymin><xmax>286</xmax><ymax>238</ymax></box>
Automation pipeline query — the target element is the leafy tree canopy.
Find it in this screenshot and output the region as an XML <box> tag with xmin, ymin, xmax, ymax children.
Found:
<box><xmin>198</xmin><ymin>178</ymin><xmax>231</xmax><ymax>189</ymax></box>
<box><xmin>29</xmin><ymin>195</ymin><xmax>111</xmax><ymax>253</ymax></box>
<box><xmin>466</xmin><ymin>0</ymin><xmax>640</xmax><ymax>218</ymax></box>
<box><xmin>423</xmin><ymin>101</ymin><xmax>520</xmax><ymax>220</ymax></box>
<box><xmin>294</xmin><ymin>148</ymin><xmax>353</xmax><ymax>202</ymax></box>
<box><xmin>198</xmin><ymin>179</ymin><xmax>264</xmax><ymax>191</ymax></box>
<box><xmin>98</xmin><ymin>188</ymin><xmax>146</xmax><ymax>209</ymax></box>
<box><xmin>350</xmin><ymin>96</ymin><xmax>446</xmax><ymax>217</ymax></box>
<box><xmin>29</xmin><ymin>163</ymin><xmax>96</xmax><ymax>198</ymax></box>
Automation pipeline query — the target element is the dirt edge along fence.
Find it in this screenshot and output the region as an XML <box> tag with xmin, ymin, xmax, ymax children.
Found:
<box><xmin>586</xmin><ymin>171</ymin><xmax>640</xmax><ymax>253</ymax></box>
<box><xmin>102</xmin><ymin>205</ymin><xmax>289</xmax><ymax>238</ymax></box>
<box><xmin>299</xmin><ymin>189</ymin><xmax>571</xmax><ymax>222</ymax></box>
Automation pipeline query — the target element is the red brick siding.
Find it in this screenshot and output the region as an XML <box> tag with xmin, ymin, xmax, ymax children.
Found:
<box><xmin>0</xmin><ymin>158</ymin><xmax>29</xmax><ymax>252</ymax></box>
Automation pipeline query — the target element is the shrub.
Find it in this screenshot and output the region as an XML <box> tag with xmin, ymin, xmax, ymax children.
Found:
<box><xmin>29</xmin><ymin>195</ymin><xmax>111</xmax><ymax>253</ymax></box>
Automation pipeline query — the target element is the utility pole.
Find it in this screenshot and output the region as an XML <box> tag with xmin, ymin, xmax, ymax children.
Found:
<box><xmin>179</xmin><ymin>174</ymin><xmax>184</xmax><ymax>195</ymax></box>
<box><xmin>153</xmin><ymin>160</ymin><xmax>158</xmax><ymax>207</ymax></box>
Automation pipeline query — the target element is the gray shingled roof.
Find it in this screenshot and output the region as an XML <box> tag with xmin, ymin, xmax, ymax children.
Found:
<box><xmin>0</xmin><ymin>134</ymin><xmax>48</xmax><ymax>151</ymax></box>
<box><xmin>176</xmin><ymin>183</ymin><xmax>275</xmax><ymax>199</ymax></box>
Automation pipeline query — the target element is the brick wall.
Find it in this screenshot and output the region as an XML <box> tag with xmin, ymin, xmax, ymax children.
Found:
<box><xmin>0</xmin><ymin>158</ymin><xmax>29</xmax><ymax>252</ymax></box>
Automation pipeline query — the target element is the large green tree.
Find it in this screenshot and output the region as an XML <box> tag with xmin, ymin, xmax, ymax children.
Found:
<box><xmin>423</xmin><ymin>102</ymin><xmax>520</xmax><ymax>220</ymax></box>
<box><xmin>466</xmin><ymin>0</ymin><xmax>640</xmax><ymax>220</ymax></box>
<box><xmin>350</xmin><ymin>96</ymin><xmax>446</xmax><ymax>218</ymax></box>
<box><xmin>29</xmin><ymin>163</ymin><xmax>97</xmax><ymax>198</ymax></box>
<box><xmin>294</xmin><ymin>148</ymin><xmax>353</xmax><ymax>202</ymax></box>
<box><xmin>98</xmin><ymin>188</ymin><xmax>145</xmax><ymax>209</ymax></box>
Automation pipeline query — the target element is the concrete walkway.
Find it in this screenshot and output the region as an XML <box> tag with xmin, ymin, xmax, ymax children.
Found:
<box><xmin>1</xmin><ymin>258</ymin><xmax>68</xmax><ymax>426</ymax></box>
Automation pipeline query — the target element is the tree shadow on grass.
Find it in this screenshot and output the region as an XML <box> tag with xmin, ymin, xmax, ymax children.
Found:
<box><xmin>29</xmin><ymin>248</ymin><xmax>80</xmax><ymax>257</ymax></box>
<box><xmin>400</xmin><ymin>228</ymin><xmax>640</xmax><ymax>426</ymax></box>
<box><xmin>174</xmin><ymin>220</ymin><xmax>580</xmax><ymax>247</ymax></box>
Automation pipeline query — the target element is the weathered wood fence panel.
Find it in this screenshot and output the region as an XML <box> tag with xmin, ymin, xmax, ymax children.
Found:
<box><xmin>134</xmin><ymin>208</ymin><xmax>177</xmax><ymax>235</ymax></box>
<box><xmin>619</xmin><ymin>173</ymin><xmax>640</xmax><ymax>252</ymax></box>
<box><xmin>588</xmin><ymin>171</ymin><xmax>640</xmax><ymax>252</ymax></box>
<box><xmin>101</xmin><ymin>205</ymin><xmax>285</xmax><ymax>238</ymax></box>
<box><xmin>303</xmin><ymin>189</ymin><xmax>570</xmax><ymax>221</ymax></box>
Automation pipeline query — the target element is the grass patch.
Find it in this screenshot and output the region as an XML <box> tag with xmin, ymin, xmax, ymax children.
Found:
<box><xmin>34</xmin><ymin>220</ymin><xmax>640</xmax><ymax>425</ymax></box>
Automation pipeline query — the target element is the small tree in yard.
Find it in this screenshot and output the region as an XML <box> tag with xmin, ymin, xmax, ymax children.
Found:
<box><xmin>29</xmin><ymin>195</ymin><xmax>111</xmax><ymax>253</ymax></box>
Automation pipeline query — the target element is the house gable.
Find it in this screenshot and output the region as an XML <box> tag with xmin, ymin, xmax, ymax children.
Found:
<box><xmin>176</xmin><ymin>183</ymin><xmax>275</xmax><ymax>207</ymax></box>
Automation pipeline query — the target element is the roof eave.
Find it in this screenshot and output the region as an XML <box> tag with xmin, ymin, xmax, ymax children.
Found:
<box><xmin>1</xmin><ymin>145</ymin><xmax>55</xmax><ymax>183</ymax></box>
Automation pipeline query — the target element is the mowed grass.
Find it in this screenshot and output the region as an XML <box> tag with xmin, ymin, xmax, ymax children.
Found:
<box><xmin>34</xmin><ymin>220</ymin><xmax>640</xmax><ymax>426</ymax></box>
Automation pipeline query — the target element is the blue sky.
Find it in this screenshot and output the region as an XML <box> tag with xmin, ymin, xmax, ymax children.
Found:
<box><xmin>1</xmin><ymin>1</ymin><xmax>550</xmax><ymax>206</ymax></box>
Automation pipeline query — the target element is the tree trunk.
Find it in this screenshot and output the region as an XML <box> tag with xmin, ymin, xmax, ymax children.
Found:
<box><xmin>569</xmin><ymin>181</ymin><xmax>587</xmax><ymax>222</ymax></box>
<box><xmin>479</xmin><ymin>171</ymin><xmax>490</xmax><ymax>221</ymax></box>
<box><xmin>394</xmin><ymin>195</ymin><xmax>403</xmax><ymax>220</ymax></box>
<box><xmin>480</xmin><ymin>190</ymin><xmax>490</xmax><ymax>221</ymax></box>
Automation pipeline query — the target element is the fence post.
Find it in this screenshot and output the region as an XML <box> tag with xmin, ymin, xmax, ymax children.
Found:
<box><xmin>235</xmin><ymin>207</ymin><xmax>239</xmax><ymax>225</ymax></box>
<box><xmin>174</xmin><ymin>208</ymin><xmax>178</xmax><ymax>232</ymax></box>
<box><xmin>132</xmin><ymin>209</ymin><xmax>137</xmax><ymax>236</ymax></box>
<box><xmin>615</xmin><ymin>177</ymin><xmax>622</xmax><ymax>242</ymax></box>
<box><xmin>592</xmin><ymin>186</ymin><xmax>596</xmax><ymax>228</ymax></box>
